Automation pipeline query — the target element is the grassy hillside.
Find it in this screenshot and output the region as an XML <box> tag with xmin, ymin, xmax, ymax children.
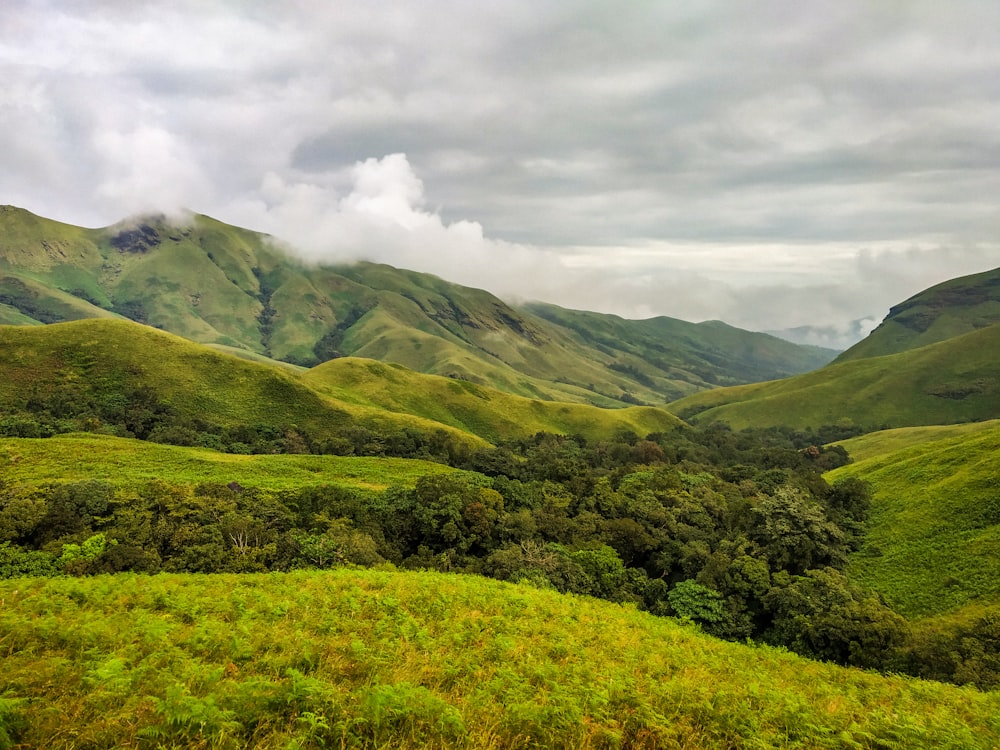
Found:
<box><xmin>0</xmin><ymin>318</ymin><xmax>484</xmax><ymax>452</ymax></box>
<box><xmin>2</xmin><ymin>570</ymin><xmax>997</xmax><ymax>749</ymax></box>
<box><xmin>827</xmin><ymin>420</ymin><xmax>1000</xmax><ymax>619</ymax></box>
<box><xmin>302</xmin><ymin>357</ymin><xmax>683</xmax><ymax>443</ymax></box>
<box><xmin>837</xmin><ymin>266</ymin><xmax>1000</xmax><ymax>362</ymax></box>
<box><xmin>0</xmin><ymin>318</ymin><xmax>685</xmax><ymax>449</ymax></box>
<box><xmin>526</xmin><ymin>302</ymin><xmax>837</xmax><ymax>389</ymax></box>
<box><xmin>668</xmin><ymin>323</ymin><xmax>1000</xmax><ymax>431</ymax></box>
<box><xmin>0</xmin><ymin>205</ymin><xmax>835</xmax><ymax>405</ymax></box>
<box><xmin>0</xmin><ymin>433</ymin><xmax>456</xmax><ymax>492</ymax></box>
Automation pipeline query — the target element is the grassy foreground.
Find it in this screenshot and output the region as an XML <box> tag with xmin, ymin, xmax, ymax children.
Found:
<box><xmin>1</xmin><ymin>570</ymin><xmax>998</xmax><ymax>749</ymax></box>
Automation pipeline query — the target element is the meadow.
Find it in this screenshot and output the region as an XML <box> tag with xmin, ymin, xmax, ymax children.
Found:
<box><xmin>828</xmin><ymin>420</ymin><xmax>1000</xmax><ymax>619</ymax></box>
<box><xmin>2</xmin><ymin>570</ymin><xmax>998</xmax><ymax>749</ymax></box>
<box><xmin>0</xmin><ymin>433</ymin><xmax>457</xmax><ymax>492</ymax></box>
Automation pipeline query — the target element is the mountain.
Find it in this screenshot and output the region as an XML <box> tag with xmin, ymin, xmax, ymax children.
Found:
<box><xmin>668</xmin><ymin>323</ymin><xmax>1000</xmax><ymax>431</ymax></box>
<box><xmin>835</xmin><ymin>266</ymin><xmax>1000</xmax><ymax>362</ymax></box>
<box><xmin>0</xmin><ymin>205</ymin><xmax>835</xmax><ymax>405</ymax></box>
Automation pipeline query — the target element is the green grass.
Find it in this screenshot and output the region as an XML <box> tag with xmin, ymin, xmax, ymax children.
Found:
<box><xmin>827</xmin><ymin>420</ymin><xmax>1000</xmax><ymax>619</ymax></box>
<box><xmin>0</xmin><ymin>318</ymin><xmax>485</xmax><ymax>450</ymax></box>
<box><xmin>0</xmin><ymin>317</ymin><xmax>684</xmax><ymax>448</ymax></box>
<box><xmin>1</xmin><ymin>570</ymin><xmax>997</xmax><ymax>749</ymax></box>
<box><xmin>669</xmin><ymin>323</ymin><xmax>1000</xmax><ymax>431</ymax></box>
<box><xmin>303</xmin><ymin>357</ymin><xmax>683</xmax><ymax>444</ymax></box>
<box><xmin>0</xmin><ymin>433</ymin><xmax>456</xmax><ymax>491</ymax></box>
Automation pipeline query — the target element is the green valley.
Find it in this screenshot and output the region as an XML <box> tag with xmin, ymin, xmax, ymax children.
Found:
<box><xmin>2</xmin><ymin>204</ymin><xmax>1000</xmax><ymax>747</ymax></box>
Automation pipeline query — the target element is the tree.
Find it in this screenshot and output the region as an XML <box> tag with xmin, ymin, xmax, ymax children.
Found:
<box><xmin>749</xmin><ymin>487</ymin><xmax>846</xmax><ymax>575</ymax></box>
<box><xmin>667</xmin><ymin>579</ymin><xmax>725</xmax><ymax>626</ymax></box>
<box><xmin>764</xmin><ymin>568</ymin><xmax>908</xmax><ymax>669</ymax></box>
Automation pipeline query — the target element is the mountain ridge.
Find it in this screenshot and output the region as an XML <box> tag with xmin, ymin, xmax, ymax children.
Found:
<box><xmin>0</xmin><ymin>205</ymin><xmax>836</xmax><ymax>405</ymax></box>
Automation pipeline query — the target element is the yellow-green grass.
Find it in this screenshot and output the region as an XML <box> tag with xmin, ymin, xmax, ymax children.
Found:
<box><xmin>303</xmin><ymin>357</ymin><xmax>684</xmax><ymax>444</ymax></box>
<box><xmin>0</xmin><ymin>433</ymin><xmax>456</xmax><ymax>492</ymax></box>
<box><xmin>828</xmin><ymin>420</ymin><xmax>1000</xmax><ymax>619</ymax></box>
<box><xmin>668</xmin><ymin>324</ymin><xmax>1000</xmax><ymax>431</ymax></box>
<box><xmin>0</xmin><ymin>318</ymin><xmax>485</xmax><ymax>451</ymax></box>
<box><xmin>1</xmin><ymin>570</ymin><xmax>997</xmax><ymax>749</ymax></box>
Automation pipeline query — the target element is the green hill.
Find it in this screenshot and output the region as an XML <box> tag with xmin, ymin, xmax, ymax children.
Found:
<box><xmin>827</xmin><ymin>420</ymin><xmax>1000</xmax><ymax>619</ymax></box>
<box><xmin>0</xmin><ymin>317</ymin><xmax>686</xmax><ymax>448</ymax></box>
<box><xmin>668</xmin><ymin>323</ymin><xmax>1000</xmax><ymax>431</ymax></box>
<box><xmin>836</xmin><ymin>266</ymin><xmax>1000</xmax><ymax>362</ymax></box>
<box><xmin>302</xmin><ymin>357</ymin><xmax>682</xmax><ymax>443</ymax></box>
<box><xmin>0</xmin><ymin>318</ymin><xmax>484</xmax><ymax>455</ymax></box>
<box><xmin>0</xmin><ymin>205</ymin><xmax>835</xmax><ymax>405</ymax></box>
<box><xmin>2</xmin><ymin>570</ymin><xmax>997</xmax><ymax>749</ymax></box>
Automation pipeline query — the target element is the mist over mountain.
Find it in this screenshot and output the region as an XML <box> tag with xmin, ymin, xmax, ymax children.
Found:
<box><xmin>0</xmin><ymin>205</ymin><xmax>836</xmax><ymax>405</ymax></box>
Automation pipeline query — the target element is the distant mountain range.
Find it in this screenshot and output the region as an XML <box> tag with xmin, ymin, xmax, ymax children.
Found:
<box><xmin>0</xmin><ymin>205</ymin><xmax>835</xmax><ymax>407</ymax></box>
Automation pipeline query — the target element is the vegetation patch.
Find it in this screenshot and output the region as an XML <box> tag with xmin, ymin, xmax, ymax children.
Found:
<box><xmin>1</xmin><ymin>570</ymin><xmax>997</xmax><ymax>749</ymax></box>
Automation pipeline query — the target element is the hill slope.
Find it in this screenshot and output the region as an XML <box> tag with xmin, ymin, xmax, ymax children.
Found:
<box><xmin>667</xmin><ymin>323</ymin><xmax>1000</xmax><ymax>431</ymax></box>
<box><xmin>0</xmin><ymin>318</ymin><xmax>681</xmax><ymax>447</ymax></box>
<box><xmin>828</xmin><ymin>420</ymin><xmax>1000</xmax><ymax>619</ymax></box>
<box><xmin>0</xmin><ymin>205</ymin><xmax>835</xmax><ymax>405</ymax></box>
<box><xmin>2</xmin><ymin>570</ymin><xmax>997</xmax><ymax>749</ymax></box>
<box><xmin>302</xmin><ymin>356</ymin><xmax>682</xmax><ymax>443</ymax></box>
<box><xmin>836</xmin><ymin>266</ymin><xmax>1000</xmax><ymax>362</ymax></box>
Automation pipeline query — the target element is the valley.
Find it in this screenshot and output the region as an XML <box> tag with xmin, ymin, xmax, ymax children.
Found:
<box><xmin>1</xmin><ymin>207</ymin><xmax>999</xmax><ymax>747</ymax></box>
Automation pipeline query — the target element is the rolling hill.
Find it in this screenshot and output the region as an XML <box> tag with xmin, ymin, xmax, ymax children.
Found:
<box><xmin>836</xmin><ymin>266</ymin><xmax>1000</xmax><ymax>362</ymax></box>
<box><xmin>667</xmin><ymin>322</ymin><xmax>1000</xmax><ymax>431</ymax></box>
<box><xmin>0</xmin><ymin>205</ymin><xmax>835</xmax><ymax>405</ymax></box>
<box><xmin>0</xmin><ymin>318</ymin><xmax>682</xmax><ymax>447</ymax></box>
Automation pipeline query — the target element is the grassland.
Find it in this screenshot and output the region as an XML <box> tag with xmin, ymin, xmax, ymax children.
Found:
<box><xmin>303</xmin><ymin>357</ymin><xmax>684</xmax><ymax>444</ymax></box>
<box><xmin>668</xmin><ymin>324</ymin><xmax>1000</xmax><ymax>430</ymax></box>
<box><xmin>0</xmin><ymin>317</ymin><xmax>693</xmax><ymax>448</ymax></box>
<box><xmin>0</xmin><ymin>318</ymin><xmax>485</xmax><ymax>450</ymax></box>
<box><xmin>0</xmin><ymin>433</ymin><xmax>456</xmax><ymax>491</ymax></box>
<box><xmin>1</xmin><ymin>570</ymin><xmax>997</xmax><ymax>749</ymax></box>
<box><xmin>828</xmin><ymin>420</ymin><xmax>1000</xmax><ymax>619</ymax></box>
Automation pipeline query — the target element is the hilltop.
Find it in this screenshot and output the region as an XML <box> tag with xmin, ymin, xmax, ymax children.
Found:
<box><xmin>836</xmin><ymin>266</ymin><xmax>1000</xmax><ymax>362</ymax></box>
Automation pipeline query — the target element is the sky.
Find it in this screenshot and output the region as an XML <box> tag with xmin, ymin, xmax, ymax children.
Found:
<box><xmin>2</xmin><ymin>1</ymin><xmax>999</xmax><ymax>348</ymax></box>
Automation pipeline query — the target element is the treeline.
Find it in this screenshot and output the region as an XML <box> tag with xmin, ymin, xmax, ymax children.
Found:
<box><xmin>3</xmin><ymin>422</ymin><xmax>995</xmax><ymax>687</ymax></box>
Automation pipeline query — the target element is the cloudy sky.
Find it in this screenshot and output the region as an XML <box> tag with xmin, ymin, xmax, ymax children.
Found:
<box><xmin>2</xmin><ymin>1</ymin><xmax>999</xmax><ymax>347</ymax></box>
